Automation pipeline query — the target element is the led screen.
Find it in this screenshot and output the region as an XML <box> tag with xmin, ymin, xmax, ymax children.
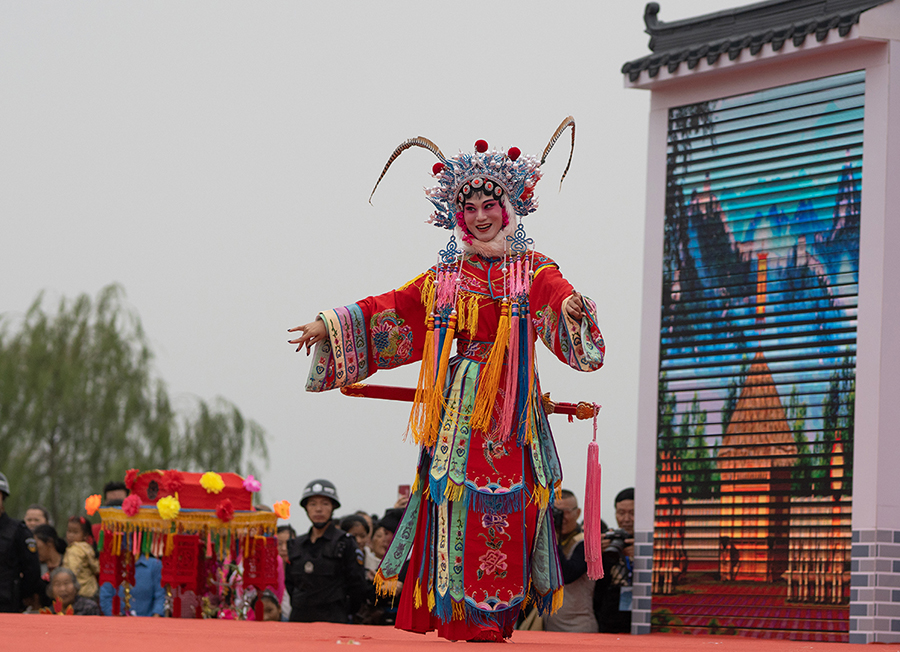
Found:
<box><xmin>651</xmin><ymin>70</ymin><xmax>863</xmax><ymax>642</ymax></box>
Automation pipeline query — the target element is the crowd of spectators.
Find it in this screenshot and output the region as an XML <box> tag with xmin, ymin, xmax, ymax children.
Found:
<box><xmin>0</xmin><ymin>469</ymin><xmax>634</xmax><ymax>633</ymax></box>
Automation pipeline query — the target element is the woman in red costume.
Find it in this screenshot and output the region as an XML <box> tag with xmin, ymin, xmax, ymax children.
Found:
<box><xmin>289</xmin><ymin>118</ymin><xmax>605</xmax><ymax>641</ymax></box>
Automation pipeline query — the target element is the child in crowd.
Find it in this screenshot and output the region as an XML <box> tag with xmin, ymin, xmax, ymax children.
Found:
<box><xmin>63</xmin><ymin>516</ymin><xmax>99</xmax><ymax>598</ymax></box>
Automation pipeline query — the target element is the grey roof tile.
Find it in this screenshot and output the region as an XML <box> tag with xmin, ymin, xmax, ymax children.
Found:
<box><xmin>622</xmin><ymin>0</ymin><xmax>894</xmax><ymax>81</ymax></box>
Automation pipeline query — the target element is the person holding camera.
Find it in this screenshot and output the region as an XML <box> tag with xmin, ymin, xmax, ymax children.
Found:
<box><xmin>543</xmin><ymin>489</ymin><xmax>598</xmax><ymax>633</ymax></box>
<box><xmin>594</xmin><ymin>487</ymin><xmax>635</xmax><ymax>633</ymax></box>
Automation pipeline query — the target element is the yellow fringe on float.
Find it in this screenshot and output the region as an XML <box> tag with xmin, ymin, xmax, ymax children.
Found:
<box><xmin>444</xmin><ymin>482</ymin><xmax>465</xmax><ymax>503</ymax></box>
<box><xmin>470</xmin><ymin>301</ymin><xmax>509</xmax><ymax>432</ymax></box>
<box><xmin>408</xmin><ymin>315</ymin><xmax>435</xmax><ymax>445</ymax></box>
<box><xmin>452</xmin><ymin>600</ymin><xmax>466</xmax><ymax>621</ymax></box>
<box><xmin>97</xmin><ymin>508</ymin><xmax>277</xmax><ymax>563</ymax></box>
<box><xmin>98</xmin><ymin>507</ymin><xmax>277</xmax><ymax>536</ymax></box>
<box><xmin>373</xmin><ymin>568</ymin><xmax>400</xmax><ymax>598</ymax></box>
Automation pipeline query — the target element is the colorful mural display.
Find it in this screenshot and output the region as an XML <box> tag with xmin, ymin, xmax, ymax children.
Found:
<box><xmin>651</xmin><ymin>70</ymin><xmax>863</xmax><ymax>642</ymax></box>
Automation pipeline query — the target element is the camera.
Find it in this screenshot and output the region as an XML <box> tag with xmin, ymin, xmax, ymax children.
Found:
<box><xmin>551</xmin><ymin>506</ymin><xmax>564</xmax><ymax>535</ymax></box>
<box><xmin>602</xmin><ymin>528</ymin><xmax>630</xmax><ymax>555</ymax></box>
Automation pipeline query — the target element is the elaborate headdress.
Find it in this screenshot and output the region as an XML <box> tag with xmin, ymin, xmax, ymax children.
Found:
<box><xmin>369</xmin><ymin>116</ymin><xmax>576</xmax><ymax>230</ymax></box>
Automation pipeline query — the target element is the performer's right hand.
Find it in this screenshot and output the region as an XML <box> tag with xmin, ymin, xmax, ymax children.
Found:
<box><xmin>288</xmin><ymin>317</ymin><xmax>326</xmax><ymax>355</ymax></box>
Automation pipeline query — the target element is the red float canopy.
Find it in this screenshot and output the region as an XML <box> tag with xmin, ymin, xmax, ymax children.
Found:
<box><xmin>131</xmin><ymin>471</ymin><xmax>253</xmax><ymax>511</ymax></box>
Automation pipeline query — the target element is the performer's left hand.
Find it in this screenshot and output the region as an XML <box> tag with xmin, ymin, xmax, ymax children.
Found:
<box><xmin>288</xmin><ymin>318</ymin><xmax>326</xmax><ymax>355</ymax></box>
<box><xmin>565</xmin><ymin>290</ymin><xmax>585</xmax><ymax>321</ymax></box>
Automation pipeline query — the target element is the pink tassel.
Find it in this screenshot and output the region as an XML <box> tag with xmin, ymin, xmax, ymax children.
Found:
<box><xmin>498</xmin><ymin>303</ymin><xmax>519</xmax><ymax>439</ymax></box>
<box><xmin>498</xmin><ymin>257</ymin><xmax>522</xmax><ymax>439</ymax></box>
<box><xmin>585</xmin><ymin>403</ymin><xmax>604</xmax><ymax>580</ymax></box>
<box><xmin>206</xmin><ymin>529</ymin><xmax>213</xmax><ymax>558</ymax></box>
<box><xmin>523</xmin><ymin>258</ymin><xmax>535</xmax><ymax>441</ymax></box>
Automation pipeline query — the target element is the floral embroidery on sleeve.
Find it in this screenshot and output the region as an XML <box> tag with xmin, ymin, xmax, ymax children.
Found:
<box><xmin>534</xmin><ymin>304</ymin><xmax>558</xmax><ymax>351</ymax></box>
<box><xmin>370</xmin><ymin>309</ymin><xmax>414</xmax><ymax>369</ymax></box>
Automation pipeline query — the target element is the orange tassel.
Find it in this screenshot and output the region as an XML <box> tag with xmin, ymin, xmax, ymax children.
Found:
<box><xmin>470</xmin><ymin>301</ymin><xmax>509</xmax><ymax>431</ymax></box>
<box><xmin>409</xmin><ymin>315</ymin><xmax>435</xmax><ymax>444</ymax></box>
<box><xmin>551</xmin><ymin>586</ymin><xmax>564</xmax><ymax>614</ymax></box>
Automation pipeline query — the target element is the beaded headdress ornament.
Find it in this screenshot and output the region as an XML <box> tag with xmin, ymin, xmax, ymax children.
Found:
<box><xmin>369</xmin><ymin>116</ymin><xmax>576</xmax><ymax>230</ymax></box>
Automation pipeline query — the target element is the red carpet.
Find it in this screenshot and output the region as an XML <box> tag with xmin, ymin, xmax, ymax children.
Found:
<box><xmin>2</xmin><ymin>614</ymin><xmax>864</xmax><ymax>651</ymax></box>
<box><xmin>652</xmin><ymin>580</ymin><xmax>849</xmax><ymax>642</ymax></box>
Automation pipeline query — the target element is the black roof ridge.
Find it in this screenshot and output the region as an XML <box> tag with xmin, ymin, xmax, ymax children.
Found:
<box><xmin>622</xmin><ymin>0</ymin><xmax>894</xmax><ymax>82</ymax></box>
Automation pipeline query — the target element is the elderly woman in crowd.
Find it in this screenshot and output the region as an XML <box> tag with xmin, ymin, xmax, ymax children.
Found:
<box><xmin>46</xmin><ymin>567</ymin><xmax>100</xmax><ymax>615</ymax></box>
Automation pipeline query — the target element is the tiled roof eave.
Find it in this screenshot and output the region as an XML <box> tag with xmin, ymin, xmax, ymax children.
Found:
<box><xmin>622</xmin><ymin>10</ymin><xmax>864</xmax><ymax>82</ymax></box>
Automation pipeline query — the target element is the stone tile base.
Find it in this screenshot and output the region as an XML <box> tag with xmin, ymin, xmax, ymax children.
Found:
<box><xmin>632</xmin><ymin>529</ymin><xmax>653</xmax><ymax>635</ymax></box>
<box><xmin>849</xmin><ymin>529</ymin><xmax>900</xmax><ymax>644</ymax></box>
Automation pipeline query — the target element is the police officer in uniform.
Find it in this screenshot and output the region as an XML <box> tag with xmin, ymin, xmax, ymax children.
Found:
<box><xmin>0</xmin><ymin>472</ymin><xmax>42</xmax><ymax>613</ymax></box>
<box><xmin>286</xmin><ymin>479</ymin><xmax>367</xmax><ymax>623</ymax></box>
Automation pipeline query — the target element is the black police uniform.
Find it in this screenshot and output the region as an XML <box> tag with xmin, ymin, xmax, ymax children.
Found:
<box><xmin>286</xmin><ymin>522</ymin><xmax>367</xmax><ymax>623</ymax></box>
<box><xmin>0</xmin><ymin>511</ymin><xmax>42</xmax><ymax>613</ymax></box>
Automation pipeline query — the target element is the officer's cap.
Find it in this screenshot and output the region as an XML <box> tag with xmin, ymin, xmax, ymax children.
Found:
<box><xmin>300</xmin><ymin>478</ymin><xmax>341</xmax><ymax>510</ymax></box>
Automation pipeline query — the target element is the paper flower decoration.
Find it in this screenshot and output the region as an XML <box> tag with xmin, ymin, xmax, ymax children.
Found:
<box><xmin>85</xmin><ymin>494</ymin><xmax>102</xmax><ymax>516</ymax></box>
<box><xmin>242</xmin><ymin>475</ymin><xmax>261</xmax><ymax>493</ymax></box>
<box><xmin>157</xmin><ymin>495</ymin><xmax>181</xmax><ymax>520</ymax></box>
<box><xmin>216</xmin><ymin>498</ymin><xmax>235</xmax><ymax>523</ymax></box>
<box><xmin>124</xmin><ymin>468</ymin><xmax>139</xmax><ymax>490</ymax></box>
<box><xmin>273</xmin><ymin>500</ymin><xmax>290</xmax><ymax>520</ymax></box>
<box><xmin>200</xmin><ymin>472</ymin><xmax>225</xmax><ymax>494</ymax></box>
<box><xmin>160</xmin><ymin>469</ymin><xmax>184</xmax><ymax>494</ymax></box>
<box><xmin>122</xmin><ymin>494</ymin><xmax>143</xmax><ymax>517</ymax></box>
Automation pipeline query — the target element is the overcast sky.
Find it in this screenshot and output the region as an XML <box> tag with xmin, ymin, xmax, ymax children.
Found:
<box><xmin>1</xmin><ymin>1</ymin><xmax>744</xmax><ymax>529</ymax></box>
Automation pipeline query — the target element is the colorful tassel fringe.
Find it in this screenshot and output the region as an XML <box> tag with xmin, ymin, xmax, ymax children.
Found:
<box><xmin>470</xmin><ymin>301</ymin><xmax>509</xmax><ymax>431</ymax></box>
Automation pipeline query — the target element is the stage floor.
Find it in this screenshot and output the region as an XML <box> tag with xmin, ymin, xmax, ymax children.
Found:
<box><xmin>3</xmin><ymin>614</ymin><xmax>883</xmax><ymax>651</ymax></box>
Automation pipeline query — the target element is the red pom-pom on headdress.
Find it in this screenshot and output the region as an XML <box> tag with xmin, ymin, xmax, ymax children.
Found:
<box><xmin>160</xmin><ymin>470</ymin><xmax>184</xmax><ymax>495</ymax></box>
<box><xmin>216</xmin><ymin>499</ymin><xmax>235</xmax><ymax>524</ymax></box>
<box><xmin>474</xmin><ymin>140</ymin><xmax>488</xmax><ymax>153</ymax></box>
<box><xmin>508</xmin><ymin>147</ymin><xmax>521</xmax><ymax>161</ymax></box>
<box><xmin>124</xmin><ymin>469</ymin><xmax>139</xmax><ymax>490</ymax></box>
<box><xmin>432</xmin><ymin>162</ymin><xmax>445</xmax><ymax>175</ymax></box>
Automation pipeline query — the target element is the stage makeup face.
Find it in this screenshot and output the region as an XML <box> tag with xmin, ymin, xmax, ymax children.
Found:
<box><xmin>463</xmin><ymin>193</ymin><xmax>504</xmax><ymax>242</ymax></box>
